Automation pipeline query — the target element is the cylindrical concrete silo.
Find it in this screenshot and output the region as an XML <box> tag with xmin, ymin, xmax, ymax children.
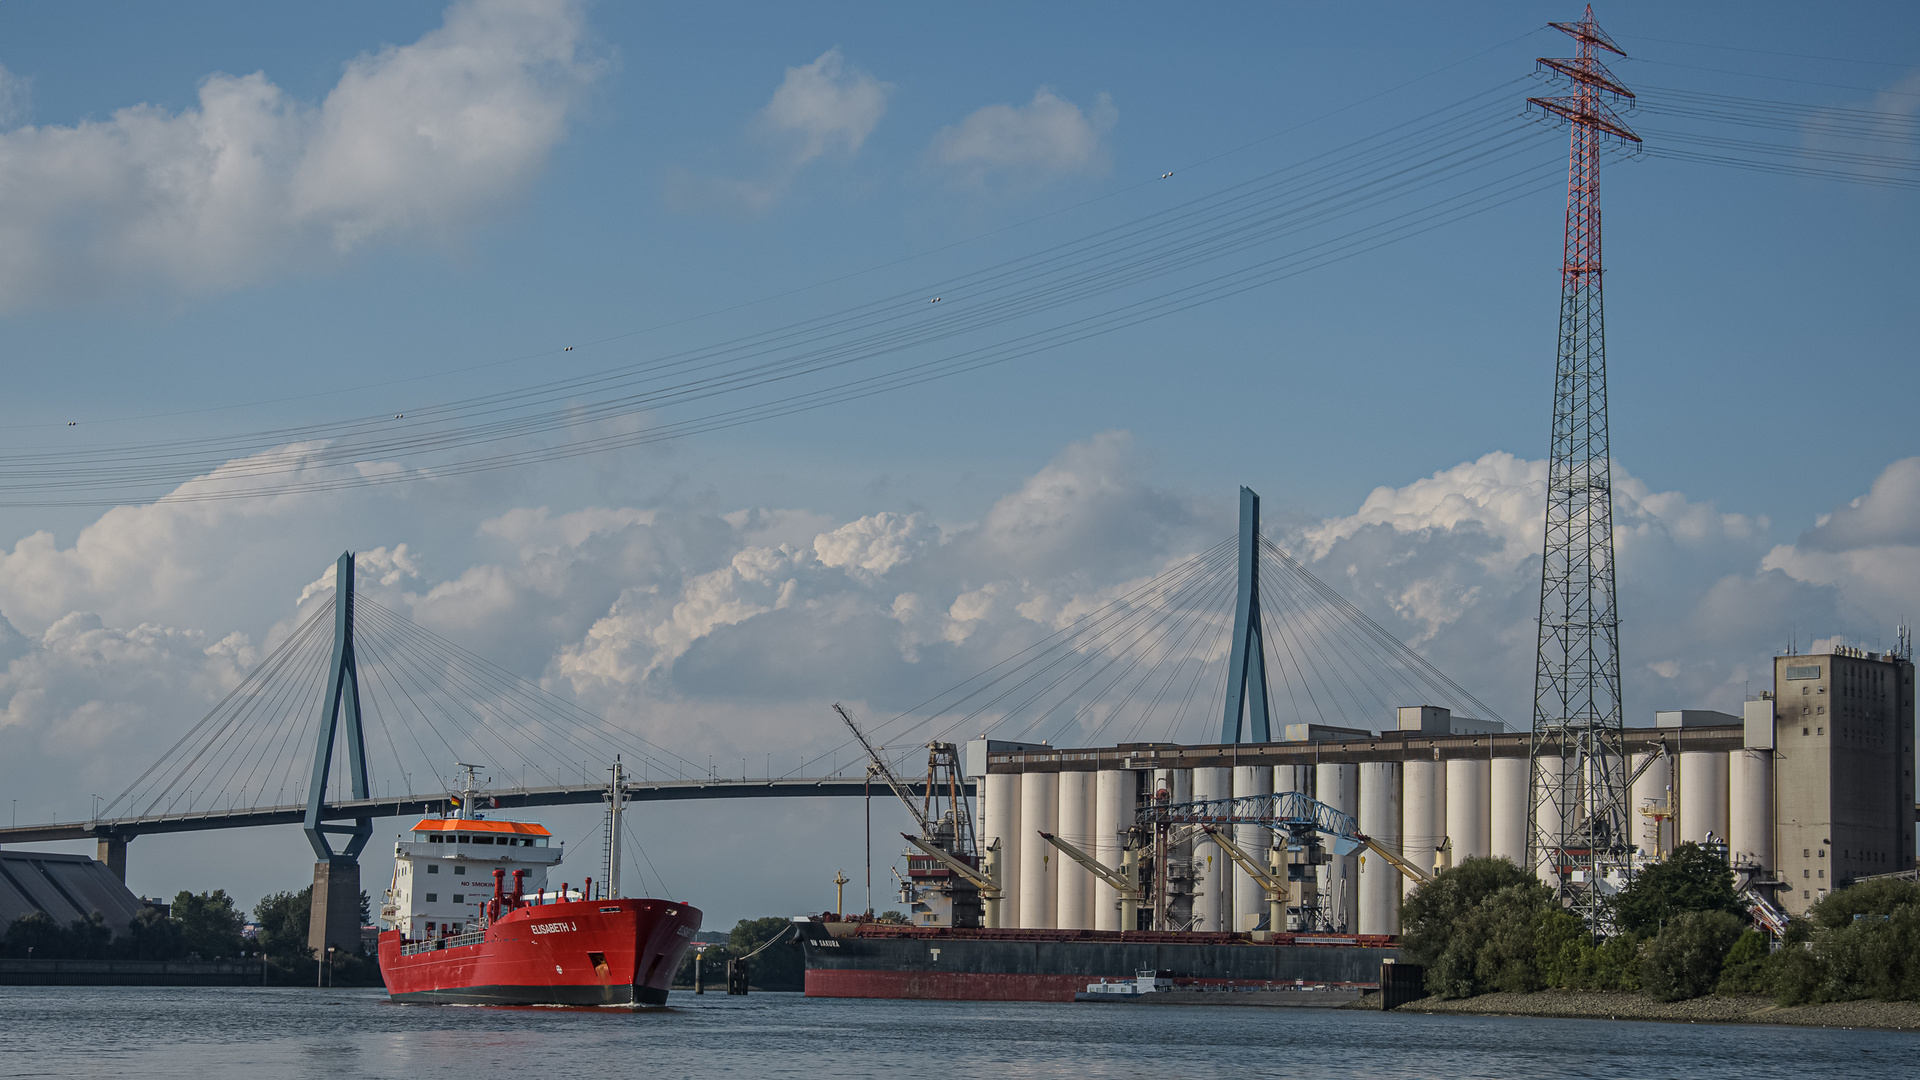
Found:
<box><xmin>1315</xmin><ymin>763</ymin><xmax>1358</xmax><ymax>932</ymax></box>
<box><xmin>1018</xmin><ymin>771</ymin><xmax>1058</xmax><ymax>929</ymax></box>
<box><xmin>1628</xmin><ymin>751</ymin><xmax>1671</xmax><ymax>858</ymax></box>
<box><xmin>1055</xmin><ymin>771</ymin><xmax>1096</xmax><ymax>929</ymax></box>
<box><xmin>1190</xmin><ymin>767</ymin><xmax>1231</xmax><ymax>932</ymax></box>
<box><xmin>1678</xmin><ymin>750</ymin><xmax>1729</xmax><ymax>846</ymax></box>
<box><xmin>1401</xmin><ymin>758</ymin><xmax>1443</xmax><ymax>900</ymax></box>
<box><xmin>1094</xmin><ymin>769</ymin><xmax>1136</xmax><ymax>931</ymax></box>
<box><xmin>1446</xmin><ymin>757</ymin><xmax>1490</xmax><ymax>863</ymax></box>
<box><xmin>981</xmin><ymin>772</ymin><xmax>1022</xmax><ymax>927</ymax></box>
<box><xmin>1232</xmin><ymin>765</ymin><xmax>1273</xmax><ymax>931</ymax></box>
<box><xmin>1531</xmin><ymin>754</ymin><xmax>1568</xmax><ymax>884</ymax></box>
<box><xmin>1357</xmin><ymin>761</ymin><xmax>1402</xmax><ymax>935</ymax></box>
<box><xmin>1728</xmin><ymin>749</ymin><xmax>1773</xmax><ymax>872</ymax></box>
<box><xmin>1490</xmin><ymin>756</ymin><xmax>1529</xmax><ymax>866</ymax></box>
<box><xmin>1273</xmin><ymin>765</ymin><xmax>1311</xmax><ymax>798</ymax></box>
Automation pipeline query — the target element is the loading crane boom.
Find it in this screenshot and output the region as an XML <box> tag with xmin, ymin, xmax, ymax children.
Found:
<box><xmin>1354</xmin><ymin>833</ymin><xmax>1432</xmax><ymax>886</ymax></box>
<box><xmin>901</xmin><ymin>833</ymin><xmax>999</xmax><ymax>896</ymax></box>
<box><xmin>1201</xmin><ymin>825</ymin><xmax>1288</xmax><ymax>932</ymax></box>
<box><xmin>1037</xmin><ymin>831</ymin><xmax>1139</xmax><ymax>930</ymax></box>
<box><xmin>832</xmin><ymin>703</ymin><xmax>930</xmax><ymax>834</ymax></box>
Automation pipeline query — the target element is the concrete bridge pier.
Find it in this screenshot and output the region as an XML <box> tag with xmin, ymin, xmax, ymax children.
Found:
<box><xmin>96</xmin><ymin>834</ymin><xmax>128</xmax><ymax>882</ymax></box>
<box><xmin>308</xmin><ymin>859</ymin><xmax>363</xmax><ymax>955</ymax></box>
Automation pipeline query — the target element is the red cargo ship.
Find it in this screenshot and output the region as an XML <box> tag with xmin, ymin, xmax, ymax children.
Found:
<box><xmin>378</xmin><ymin>887</ymin><xmax>702</xmax><ymax>1006</ymax></box>
<box><xmin>375</xmin><ymin>766</ymin><xmax>701</xmax><ymax>1006</ymax></box>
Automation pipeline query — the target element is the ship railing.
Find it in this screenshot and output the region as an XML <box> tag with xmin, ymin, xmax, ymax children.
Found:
<box><xmin>399</xmin><ymin>929</ymin><xmax>487</xmax><ymax>957</ymax></box>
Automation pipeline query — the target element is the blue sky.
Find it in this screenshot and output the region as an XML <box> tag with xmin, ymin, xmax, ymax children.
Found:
<box><xmin>0</xmin><ymin>1</ymin><xmax>1913</xmax><ymax>921</ymax></box>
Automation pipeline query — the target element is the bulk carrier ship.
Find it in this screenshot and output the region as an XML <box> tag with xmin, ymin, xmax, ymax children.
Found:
<box><xmin>797</xmin><ymin>922</ymin><xmax>1396</xmax><ymax>1002</ymax></box>
<box><xmin>377</xmin><ymin>763</ymin><xmax>702</xmax><ymax>1006</ymax></box>
<box><xmin>803</xmin><ymin>719</ymin><xmax>1401</xmax><ymax>1002</ymax></box>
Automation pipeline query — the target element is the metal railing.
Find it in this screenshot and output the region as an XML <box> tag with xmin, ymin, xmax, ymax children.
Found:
<box><xmin>398</xmin><ymin>930</ymin><xmax>486</xmax><ymax>957</ymax></box>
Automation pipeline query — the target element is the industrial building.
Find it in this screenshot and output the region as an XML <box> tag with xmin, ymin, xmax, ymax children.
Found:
<box><xmin>968</xmin><ymin>647</ymin><xmax>1916</xmax><ymax>931</ymax></box>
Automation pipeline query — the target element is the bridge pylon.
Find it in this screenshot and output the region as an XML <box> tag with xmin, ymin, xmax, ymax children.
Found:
<box><xmin>1220</xmin><ymin>486</ymin><xmax>1273</xmax><ymax>744</ymax></box>
<box><xmin>305</xmin><ymin>551</ymin><xmax>373</xmax><ymax>955</ymax></box>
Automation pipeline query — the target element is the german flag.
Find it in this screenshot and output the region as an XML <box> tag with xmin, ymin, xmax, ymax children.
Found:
<box><xmin>450</xmin><ymin>794</ymin><xmax>463</xmax><ymax>810</ymax></box>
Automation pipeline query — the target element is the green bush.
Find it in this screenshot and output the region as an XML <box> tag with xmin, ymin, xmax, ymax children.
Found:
<box><xmin>1714</xmin><ymin>929</ymin><xmax>1772</xmax><ymax>995</ymax></box>
<box><xmin>1806</xmin><ymin>878</ymin><xmax>1920</xmax><ymax>930</ymax></box>
<box><xmin>1401</xmin><ymin>858</ymin><xmax>1555</xmax><ymax>999</ymax></box>
<box><xmin>1610</xmin><ymin>843</ymin><xmax>1744</xmax><ymax>937</ymax></box>
<box><xmin>1641</xmin><ymin>910</ymin><xmax>1746</xmax><ymax>1002</ymax></box>
<box><xmin>1546</xmin><ymin>927</ymin><xmax>1643</xmax><ymax>992</ymax></box>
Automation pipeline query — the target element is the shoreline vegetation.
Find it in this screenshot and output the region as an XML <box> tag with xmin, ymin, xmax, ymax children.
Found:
<box><xmin>1392</xmin><ymin>849</ymin><xmax>1920</xmax><ymax>1029</ymax></box>
<box><xmin>1362</xmin><ymin>988</ymin><xmax>1920</xmax><ymax>1031</ymax></box>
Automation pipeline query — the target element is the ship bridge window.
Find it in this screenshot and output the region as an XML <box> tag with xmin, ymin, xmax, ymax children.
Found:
<box><xmin>428</xmin><ymin>864</ymin><xmax>440</xmax><ymax>874</ymax></box>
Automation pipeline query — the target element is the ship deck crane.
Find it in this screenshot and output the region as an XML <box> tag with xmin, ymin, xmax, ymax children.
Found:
<box><xmin>832</xmin><ymin>703</ymin><xmax>1002</xmax><ymax>924</ymax></box>
<box><xmin>832</xmin><ymin>703</ymin><xmax>929</xmax><ymax>834</ymax></box>
<box><xmin>1037</xmin><ymin>831</ymin><xmax>1139</xmax><ymax>930</ymax></box>
<box><xmin>1201</xmin><ymin>825</ymin><xmax>1289</xmax><ymax>932</ymax></box>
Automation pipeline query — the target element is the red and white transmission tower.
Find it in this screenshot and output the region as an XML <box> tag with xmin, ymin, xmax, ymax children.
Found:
<box><xmin>1524</xmin><ymin>6</ymin><xmax>1641</xmax><ymax>929</ymax></box>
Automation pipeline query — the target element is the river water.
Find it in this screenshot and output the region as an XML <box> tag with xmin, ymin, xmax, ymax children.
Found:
<box><xmin>1</xmin><ymin>986</ymin><xmax>1910</xmax><ymax>1078</ymax></box>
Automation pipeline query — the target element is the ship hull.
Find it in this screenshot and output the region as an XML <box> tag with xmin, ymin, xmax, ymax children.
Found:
<box><xmin>800</xmin><ymin>926</ymin><xmax>1399</xmax><ymax>1003</ymax></box>
<box><xmin>379</xmin><ymin>897</ymin><xmax>701</xmax><ymax>1007</ymax></box>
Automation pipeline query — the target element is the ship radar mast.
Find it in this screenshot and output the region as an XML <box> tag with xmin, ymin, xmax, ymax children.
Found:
<box><xmin>454</xmin><ymin>762</ymin><xmax>484</xmax><ymax>820</ymax></box>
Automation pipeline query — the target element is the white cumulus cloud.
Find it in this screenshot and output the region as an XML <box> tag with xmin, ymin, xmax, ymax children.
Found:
<box><xmin>669</xmin><ymin>47</ymin><xmax>891</xmax><ymax>214</ymax></box>
<box><xmin>932</xmin><ymin>87</ymin><xmax>1116</xmax><ymax>189</ymax></box>
<box><xmin>0</xmin><ymin>0</ymin><xmax>596</xmax><ymax>310</ymax></box>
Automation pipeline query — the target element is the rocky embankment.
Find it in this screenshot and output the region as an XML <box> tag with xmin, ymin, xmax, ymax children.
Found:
<box><xmin>1364</xmin><ymin>989</ymin><xmax>1920</xmax><ymax>1030</ymax></box>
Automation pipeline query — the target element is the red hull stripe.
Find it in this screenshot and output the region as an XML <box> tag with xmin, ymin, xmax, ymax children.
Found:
<box><xmin>806</xmin><ymin>969</ymin><xmax>1091</xmax><ymax>1002</ymax></box>
<box><xmin>390</xmin><ymin>983</ymin><xmax>669</xmax><ymax>1007</ymax></box>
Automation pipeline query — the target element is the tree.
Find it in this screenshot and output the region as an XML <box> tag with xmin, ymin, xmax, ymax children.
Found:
<box><xmin>1805</xmin><ymin>878</ymin><xmax>1920</xmax><ymax>930</ymax></box>
<box><xmin>3</xmin><ymin>910</ymin><xmax>66</xmax><ymax>958</ymax></box>
<box><xmin>1610</xmin><ymin>843</ymin><xmax>1744</xmax><ymax>936</ymax></box>
<box><xmin>1400</xmin><ymin>857</ymin><xmax>1556</xmax><ymax>999</ymax></box>
<box><xmin>64</xmin><ymin>911</ymin><xmax>112</xmax><ymax>960</ymax></box>
<box><xmin>122</xmin><ymin>905</ymin><xmax>184</xmax><ymax>961</ymax></box>
<box><xmin>728</xmin><ymin>916</ymin><xmax>804</xmax><ymax>992</ymax></box>
<box><xmin>253</xmin><ymin>887</ymin><xmax>314</xmax><ymax>961</ymax></box>
<box><xmin>172</xmin><ymin>889</ymin><xmax>245</xmax><ymax>958</ymax></box>
<box><xmin>1641</xmin><ymin>910</ymin><xmax>1745</xmax><ymax>1002</ymax></box>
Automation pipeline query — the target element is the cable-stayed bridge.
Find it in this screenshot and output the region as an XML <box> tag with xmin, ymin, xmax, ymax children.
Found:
<box><xmin>0</xmin><ymin>490</ymin><xmax>1510</xmax><ymax>947</ymax></box>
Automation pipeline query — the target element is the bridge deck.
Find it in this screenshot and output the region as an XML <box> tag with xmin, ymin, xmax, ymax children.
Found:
<box><xmin>0</xmin><ymin>777</ymin><xmax>965</xmax><ymax>845</ymax></box>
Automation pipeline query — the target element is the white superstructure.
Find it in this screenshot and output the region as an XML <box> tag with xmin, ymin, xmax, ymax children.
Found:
<box><xmin>381</xmin><ymin>815</ymin><xmax>563</xmax><ymax>939</ymax></box>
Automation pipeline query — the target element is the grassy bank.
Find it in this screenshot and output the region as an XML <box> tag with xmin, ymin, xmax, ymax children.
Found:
<box><xmin>1387</xmin><ymin>989</ymin><xmax>1920</xmax><ymax>1031</ymax></box>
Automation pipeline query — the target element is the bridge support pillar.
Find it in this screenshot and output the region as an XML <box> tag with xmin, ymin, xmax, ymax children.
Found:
<box><xmin>308</xmin><ymin>860</ymin><xmax>363</xmax><ymax>955</ymax></box>
<box><xmin>96</xmin><ymin>835</ymin><xmax>127</xmax><ymax>882</ymax></box>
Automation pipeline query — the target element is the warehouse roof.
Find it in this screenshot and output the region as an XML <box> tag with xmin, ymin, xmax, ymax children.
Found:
<box><xmin>0</xmin><ymin>850</ymin><xmax>147</xmax><ymax>935</ymax></box>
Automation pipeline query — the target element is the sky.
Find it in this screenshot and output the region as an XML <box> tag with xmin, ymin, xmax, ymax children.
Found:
<box><xmin>0</xmin><ymin>1</ymin><xmax>1914</xmax><ymax>927</ymax></box>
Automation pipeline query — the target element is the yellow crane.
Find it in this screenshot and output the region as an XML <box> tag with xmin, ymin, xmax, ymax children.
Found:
<box><xmin>1037</xmin><ymin>831</ymin><xmax>1140</xmax><ymax>931</ymax></box>
<box><xmin>1200</xmin><ymin>825</ymin><xmax>1289</xmax><ymax>932</ymax></box>
<box><xmin>899</xmin><ymin>833</ymin><xmax>1004</xmax><ymax>921</ymax></box>
<box><xmin>1353</xmin><ymin>833</ymin><xmax>1432</xmax><ymax>887</ymax></box>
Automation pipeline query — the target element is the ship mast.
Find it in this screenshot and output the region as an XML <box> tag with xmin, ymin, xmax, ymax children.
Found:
<box><xmin>604</xmin><ymin>756</ymin><xmax>627</xmax><ymax>900</ymax></box>
<box><xmin>454</xmin><ymin>762</ymin><xmax>483</xmax><ymax>820</ymax></box>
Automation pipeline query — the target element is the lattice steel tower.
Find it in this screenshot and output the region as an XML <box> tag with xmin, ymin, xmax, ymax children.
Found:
<box><xmin>1524</xmin><ymin>6</ymin><xmax>1640</xmax><ymax>926</ymax></box>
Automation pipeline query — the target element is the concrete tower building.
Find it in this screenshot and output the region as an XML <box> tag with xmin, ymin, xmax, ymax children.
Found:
<box><xmin>1771</xmin><ymin>649</ymin><xmax>1916</xmax><ymax>914</ymax></box>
